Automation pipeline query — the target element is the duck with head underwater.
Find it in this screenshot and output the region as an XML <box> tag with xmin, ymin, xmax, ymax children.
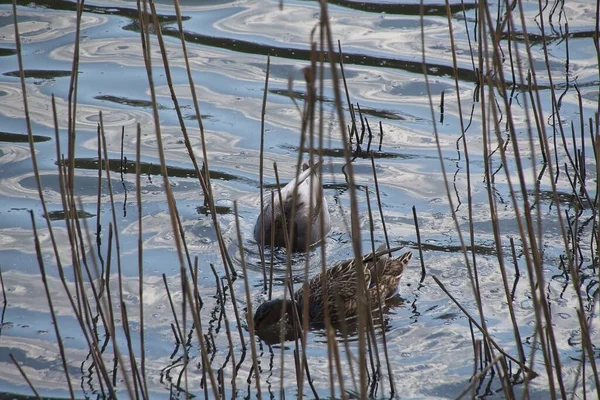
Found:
<box><xmin>254</xmin><ymin>161</ymin><xmax>331</xmax><ymax>251</ymax></box>
<box><xmin>253</xmin><ymin>244</ymin><xmax>412</xmax><ymax>342</ymax></box>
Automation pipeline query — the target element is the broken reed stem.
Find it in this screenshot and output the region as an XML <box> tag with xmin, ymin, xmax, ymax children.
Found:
<box><xmin>10</xmin><ymin>354</ymin><xmax>41</xmax><ymax>399</ymax></box>
<box><xmin>370</xmin><ymin>153</ymin><xmax>390</xmax><ymax>252</ymax></box>
<box><xmin>411</xmin><ymin>206</ymin><xmax>426</xmax><ymax>281</ymax></box>
<box><xmin>338</xmin><ymin>40</ymin><xmax>358</xmax><ymax>143</ymax></box>
<box><xmin>162</xmin><ymin>274</ymin><xmax>184</xmax><ymax>344</ymax></box>
<box><xmin>29</xmin><ymin>211</ymin><xmax>75</xmax><ymax>398</ymax></box>
<box><xmin>66</xmin><ymin>0</ymin><xmax>83</xmax><ymax>195</ymax></box>
<box><xmin>233</xmin><ymin>201</ymin><xmax>262</xmax><ymax>398</ymax></box>
<box><xmin>258</xmin><ymin>55</ymin><xmax>271</xmax><ymax>291</ymax></box>
<box><xmin>0</xmin><ymin>266</ymin><xmax>5</xmax><ymax>304</ymax></box>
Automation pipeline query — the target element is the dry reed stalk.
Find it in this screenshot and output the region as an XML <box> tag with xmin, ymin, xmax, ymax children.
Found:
<box><xmin>421</xmin><ymin>0</ymin><xmax>510</xmax><ymax>387</ymax></box>
<box><xmin>99</xmin><ymin>110</ymin><xmax>132</xmax><ymax>360</ymax></box>
<box><xmin>66</xmin><ymin>0</ymin><xmax>83</xmax><ymax>195</ymax></box>
<box><xmin>270</xmin><ymin>164</ymin><xmax>302</xmax><ymax>380</ymax></box>
<box><xmin>457</xmin><ymin>355</ymin><xmax>505</xmax><ymax>399</ymax></box>
<box><xmin>297</xmin><ymin>43</ymin><xmax>319</xmax><ymax>399</ymax></box>
<box><xmin>135</xmin><ymin>122</ymin><xmax>150</xmax><ymax>396</ymax></box>
<box><xmin>365</xmin><ymin>188</ymin><xmax>396</xmax><ymax>396</ymax></box>
<box><xmin>319</xmin><ymin>4</ymin><xmax>368</xmax><ymax>396</ymax></box>
<box><xmin>411</xmin><ymin>206</ymin><xmax>426</xmax><ymax>282</ymax></box>
<box><xmin>258</xmin><ymin>55</ymin><xmax>271</xmax><ymax>290</ymax></box>
<box><xmin>148</xmin><ymin>3</ymin><xmax>208</xmax><ymax>201</ymax></box>
<box><xmin>162</xmin><ymin>274</ymin><xmax>185</xmax><ymax>344</ymax></box>
<box><xmin>10</xmin><ymin>354</ymin><xmax>41</xmax><ymax>399</ymax></box>
<box><xmin>233</xmin><ymin>201</ymin><xmax>262</xmax><ymax>398</ymax></box>
<box><xmin>13</xmin><ymin>3</ymin><xmax>120</xmax><ymax>397</ymax></box>
<box><xmin>479</xmin><ymin>2</ymin><xmax>575</xmax><ymax>395</ymax></box>
<box><xmin>120</xmin><ymin>301</ymin><xmax>146</xmax><ymax>399</ymax></box>
<box><xmin>318</xmin><ymin>31</ymin><xmax>344</xmax><ymax>400</ymax></box>
<box><xmin>169</xmin><ymin>0</ymin><xmax>236</xmax><ymax>278</ymax></box>
<box><xmin>29</xmin><ymin>211</ymin><xmax>75</xmax><ymax>398</ymax></box>
<box><xmin>0</xmin><ymin>266</ymin><xmax>5</xmax><ymax>304</ymax></box>
<box><xmin>370</xmin><ymin>154</ymin><xmax>390</xmax><ymax>251</ymax></box>
<box><xmin>443</xmin><ymin>1</ymin><xmax>489</xmax><ymax>348</ymax></box>
<box><xmin>137</xmin><ymin>1</ymin><xmax>219</xmax><ymax>396</ymax></box>
<box><xmin>338</xmin><ymin>41</ymin><xmax>358</xmax><ymax>144</ymax></box>
<box><xmin>268</xmin><ymin>190</ymin><xmax>275</xmax><ymax>299</ymax></box>
<box><xmin>210</xmin><ymin>264</ymin><xmax>238</xmax><ymax>396</ymax></box>
<box><xmin>475</xmin><ymin>4</ymin><xmax>526</xmax><ymax>382</ymax></box>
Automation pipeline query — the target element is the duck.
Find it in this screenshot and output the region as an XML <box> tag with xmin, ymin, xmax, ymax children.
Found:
<box><xmin>254</xmin><ymin>162</ymin><xmax>331</xmax><ymax>251</ymax></box>
<box><xmin>253</xmin><ymin>245</ymin><xmax>412</xmax><ymax>336</ymax></box>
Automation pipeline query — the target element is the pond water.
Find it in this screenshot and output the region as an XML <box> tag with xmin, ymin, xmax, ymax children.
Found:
<box><xmin>0</xmin><ymin>0</ymin><xmax>598</xmax><ymax>398</ymax></box>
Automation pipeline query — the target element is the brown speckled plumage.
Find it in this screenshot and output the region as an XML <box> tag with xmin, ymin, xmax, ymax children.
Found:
<box><xmin>294</xmin><ymin>244</ymin><xmax>412</xmax><ymax>321</ymax></box>
<box><xmin>253</xmin><ymin>245</ymin><xmax>412</xmax><ymax>335</ymax></box>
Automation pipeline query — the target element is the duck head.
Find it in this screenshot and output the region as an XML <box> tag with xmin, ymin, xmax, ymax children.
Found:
<box><xmin>253</xmin><ymin>299</ymin><xmax>303</xmax><ymax>344</ymax></box>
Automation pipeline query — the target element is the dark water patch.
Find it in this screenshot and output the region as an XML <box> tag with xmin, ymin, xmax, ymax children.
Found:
<box><xmin>356</xmin><ymin>106</ymin><xmax>406</xmax><ymax>121</ymax></box>
<box><xmin>531</xmin><ymin>187</ymin><xmax>595</xmax><ymax>210</ymax></box>
<box><xmin>419</xmin><ymin>241</ymin><xmax>497</xmax><ymax>256</ymax></box>
<box><xmin>321</xmin><ymin>0</ymin><xmax>477</xmax><ymax>16</ymax></box>
<box><xmin>94</xmin><ymin>94</ymin><xmax>164</xmax><ymax>109</ymax></box>
<box><xmin>0</xmin><ymin>131</ymin><xmax>51</xmax><ymax>143</ymax></box>
<box><xmin>160</xmin><ymin>27</ymin><xmax>478</xmax><ymax>83</ymax></box>
<box><xmin>498</xmin><ymin>28</ymin><xmax>598</xmax><ymax>45</ymax></box>
<box><xmin>20</xmin><ymin>174</ymin><xmax>100</xmax><ymax>197</ymax></box>
<box><xmin>44</xmin><ymin>209</ymin><xmax>95</xmax><ymax>221</ymax></box>
<box><xmin>269</xmin><ymin>88</ymin><xmax>332</xmax><ymax>104</ymax></box>
<box><xmin>70</xmin><ymin>157</ymin><xmax>262</xmax><ymax>189</ymax></box>
<box><xmin>196</xmin><ymin>204</ymin><xmax>231</xmax><ymax>215</ymax></box>
<box><xmin>0</xmin><ymin>48</ymin><xmax>16</xmax><ymax>57</ymax></box>
<box><xmin>184</xmin><ymin>113</ymin><xmax>213</xmax><ymax>121</ymax></box>
<box><xmin>6</xmin><ymin>0</ymin><xmax>189</xmax><ymax>23</ymax></box>
<box><xmin>252</xmin><ymin>62</ymin><xmax>361</xmax><ymax>82</ymax></box>
<box><xmin>281</xmin><ymin>144</ymin><xmax>415</xmax><ymax>160</ymax></box>
<box><xmin>3</xmin><ymin>70</ymin><xmax>72</xmax><ymax>80</ymax></box>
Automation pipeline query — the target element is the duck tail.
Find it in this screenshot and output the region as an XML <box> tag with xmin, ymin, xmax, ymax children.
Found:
<box><xmin>388</xmin><ymin>251</ymin><xmax>412</xmax><ymax>278</ymax></box>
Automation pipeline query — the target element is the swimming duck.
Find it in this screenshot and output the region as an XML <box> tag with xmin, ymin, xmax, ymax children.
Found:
<box><xmin>254</xmin><ymin>162</ymin><xmax>330</xmax><ymax>251</ymax></box>
<box><xmin>253</xmin><ymin>245</ymin><xmax>412</xmax><ymax>334</ymax></box>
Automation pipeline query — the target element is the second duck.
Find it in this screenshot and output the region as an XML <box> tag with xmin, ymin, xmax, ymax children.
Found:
<box><xmin>254</xmin><ymin>162</ymin><xmax>330</xmax><ymax>251</ymax></box>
